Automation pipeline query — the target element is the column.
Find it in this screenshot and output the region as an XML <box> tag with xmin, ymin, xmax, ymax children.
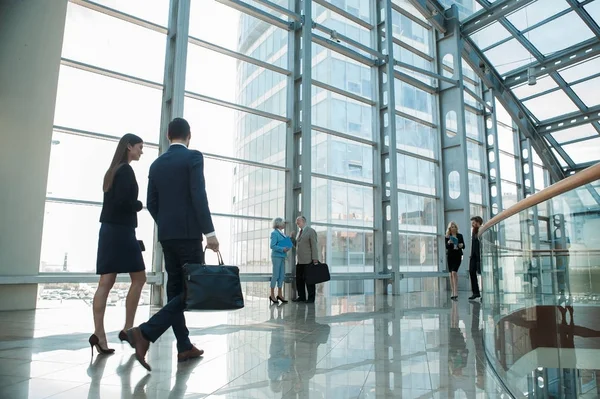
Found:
<box><xmin>151</xmin><ymin>0</ymin><xmax>191</xmax><ymax>306</ymax></box>
<box><xmin>437</xmin><ymin>5</ymin><xmax>471</xmax><ymax>290</ymax></box>
<box><xmin>375</xmin><ymin>0</ymin><xmax>401</xmax><ymax>294</ymax></box>
<box><xmin>0</xmin><ymin>0</ymin><xmax>68</xmax><ymax>310</ymax></box>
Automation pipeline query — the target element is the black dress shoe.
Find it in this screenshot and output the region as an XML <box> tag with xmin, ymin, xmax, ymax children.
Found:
<box><xmin>292</xmin><ymin>298</ymin><xmax>306</xmax><ymax>302</ymax></box>
<box><xmin>468</xmin><ymin>295</ymin><xmax>481</xmax><ymax>300</ymax></box>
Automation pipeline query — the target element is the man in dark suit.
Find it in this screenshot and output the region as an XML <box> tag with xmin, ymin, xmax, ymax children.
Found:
<box><xmin>127</xmin><ymin>118</ymin><xmax>219</xmax><ymax>371</ymax></box>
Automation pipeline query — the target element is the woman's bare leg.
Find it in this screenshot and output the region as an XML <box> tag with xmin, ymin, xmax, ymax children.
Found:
<box><xmin>93</xmin><ymin>273</ymin><xmax>117</xmax><ymax>346</ymax></box>
<box><xmin>124</xmin><ymin>271</ymin><xmax>146</xmax><ymax>331</ymax></box>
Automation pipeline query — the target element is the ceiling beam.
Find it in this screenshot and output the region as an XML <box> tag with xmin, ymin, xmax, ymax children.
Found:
<box><xmin>462</xmin><ymin>0</ymin><xmax>537</xmax><ymax>36</ymax></box>
<box><xmin>537</xmin><ymin>104</ymin><xmax>600</xmax><ymax>134</ymax></box>
<box><xmin>504</xmin><ymin>38</ymin><xmax>600</xmax><ymax>88</ymax></box>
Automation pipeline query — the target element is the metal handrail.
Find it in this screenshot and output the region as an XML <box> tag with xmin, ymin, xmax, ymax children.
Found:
<box><xmin>478</xmin><ymin>162</ymin><xmax>600</xmax><ymax>238</ymax></box>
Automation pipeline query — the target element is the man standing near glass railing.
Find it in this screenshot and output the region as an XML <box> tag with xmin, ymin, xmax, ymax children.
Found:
<box><xmin>469</xmin><ymin>216</ymin><xmax>483</xmax><ymax>301</ymax></box>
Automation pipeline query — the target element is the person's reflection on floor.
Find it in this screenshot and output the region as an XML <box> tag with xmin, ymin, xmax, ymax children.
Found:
<box><xmin>268</xmin><ymin>305</ymin><xmax>292</xmax><ymax>394</ymax></box>
<box><xmin>471</xmin><ymin>301</ymin><xmax>485</xmax><ymax>390</ymax></box>
<box><xmin>86</xmin><ymin>353</ymin><xmax>111</xmax><ymax>399</ymax></box>
<box><xmin>447</xmin><ymin>300</ymin><xmax>474</xmax><ymax>398</ymax></box>
<box><xmin>288</xmin><ymin>304</ymin><xmax>330</xmax><ymax>398</ymax></box>
<box><xmin>117</xmin><ymin>354</ymin><xmax>151</xmax><ymax>398</ymax></box>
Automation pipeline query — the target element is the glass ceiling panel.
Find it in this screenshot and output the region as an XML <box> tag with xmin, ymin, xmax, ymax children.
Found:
<box><xmin>551</xmin><ymin>124</ymin><xmax>599</xmax><ymax>144</ymax></box>
<box><xmin>506</xmin><ymin>0</ymin><xmax>570</xmax><ymax>31</ymax></box>
<box><xmin>559</xmin><ymin>56</ymin><xmax>600</xmax><ymax>83</ymax></box>
<box><xmin>484</xmin><ymin>39</ymin><xmax>532</xmax><ymax>75</ymax></box>
<box><xmin>585</xmin><ymin>1</ymin><xmax>600</xmax><ymax>22</ymax></box>
<box><xmin>512</xmin><ymin>75</ymin><xmax>559</xmax><ymax>100</ymax></box>
<box><xmin>526</xmin><ymin>12</ymin><xmax>594</xmax><ymax>55</ymax></box>
<box><xmin>562</xmin><ymin>137</ymin><xmax>600</xmax><ymax>164</ymax></box>
<box><xmin>571</xmin><ymin>76</ymin><xmax>600</xmax><ymax>107</ymax></box>
<box><xmin>522</xmin><ymin>90</ymin><xmax>579</xmax><ymax>122</ymax></box>
<box><xmin>470</xmin><ymin>22</ymin><xmax>511</xmax><ymax>49</ymax></box>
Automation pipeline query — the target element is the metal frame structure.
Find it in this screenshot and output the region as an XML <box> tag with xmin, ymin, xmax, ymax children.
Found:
<box><xmin>11</xmin><ymin>0</ymin><xmax>597</xmax><ymax>305</ymax></box>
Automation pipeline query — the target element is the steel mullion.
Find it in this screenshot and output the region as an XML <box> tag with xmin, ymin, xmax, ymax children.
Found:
<box><xmin>53</xmin><ymin>125</ymin><xmax>160</xmax><ymax>148</ymax></box>
<box><xmin>188</xmin><ymin>36</ymin><xmax>291</xmax><ymax>76</ymax></box>
<box><xmin>312</xmin><ymin>79</ymin><xmax>375</xmax><ymax>106</ymax></box>
<box><xmin>215</xmin><ymin>0</ymin><xmax>291</xmax><ymax>30</ymax></box>
<box><xmin>184</xmin><ymin>90</ymin><xmax>289</xmax><ymax>122</ymax></box>
<box><xmin>70</xmin><ymin>0</ymin><xmax>168</xmax><ymax>33</ymax></box>
<box><xmin>394</xmin><ymin>70</ymin><xmax>437</xmax><ymax>94</ymax></box>
<box><xmin>202</xmin><ymin>152</ymin><xmax>288</xmax><ymax>171</ymax></box>
<box><xmin>312</xmin><ymin>0</ymin><xmax>373</xmax><ymax>30</ymax></box>
<box><xmin>405</xmin><ymin>0</ymin><xmax>446</xmax><ymax>33</ymax></box>
<box><xmin>311</xmin><ymin>125</ymin><xmax>376</xmax><ymax>146</ymax></box>
<box><xmin>394</xmin><ymin>60</ymin><xmax>457</xmax><ymax>85</ymax></box>
<box><xmin>537</xmin><ymin>104</ymin><xmax>600</xmax><ymax>132</ymax></box>
<box><xmin>312</xmin><ymin>35</ymin><xmax>375</xmax><ymax>66</ymax></box>
<box><xmin>311</xmin><ymin>172</ymin><xmax>376</xmax><ymax>188</ymax></box>
<box><xmin>394</xmin><ymin>110</ymin><xmax>437</xmax><ymax>129</ymax></box>
<box><xmin>313</xmin><ymin>22</ymin><xmax>384</xmax><ymax>59</ymax></box>
<box><xmin>396</xmin><ymin>148</ymin><xmax>438</xmax><ymax>164</ymax></box>
<box><xmin>391</xmin><ymin>36</ymin><xmax>434</xmax><ymax>62</ymax></box>
<box><xmin>60</xmin><ymin>58</ymin><xmax>163</xmax><ymax>90</ymax></box>
<box><xmin>311</xmin><ymin>221</ymin><xmax>375</xmax><ymax>231</ymax></box>
<box><xmin>391</xmin><ymin>2</ymin><xmax>432</xmax><ymax>31</ymax></box>
<box><xmin>464</xmin><ymin>86</ymin><xmax>491</xmax><ymax>110</ymax></box>
<box><xmin>397</xmin><ymin>187</ymin><xmax>438</xmax><ymax>200</ymax></box>
<box><xmin>556</xmin><ymin>135</ymin><xmax>600</xmax><ymax>147</ymax></box>
<box><xmin>252</xmin><ymin>0</ymin><xmax>300</xmax><ymax>21</ymax></box>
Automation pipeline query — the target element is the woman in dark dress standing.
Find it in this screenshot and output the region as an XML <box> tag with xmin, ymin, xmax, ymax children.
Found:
<box><xmin>89</xmin><ymin>134</ymin><xmax>147</xmax><ymax>356</ymax></box>
<box><xmin>446</xmin><ymin>221</ymin><xmax>464</xmax><ymax>301</ymax></box>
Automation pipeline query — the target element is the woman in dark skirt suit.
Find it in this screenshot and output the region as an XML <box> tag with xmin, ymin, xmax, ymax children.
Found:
<box><xmin>446</xmin><ymin>221</ymin><xmax>465</xmax><ymax>301</ymax></box>
<box><xmin>89</xmin><ymin>134</ymin><xmax>146</xmax><ymax>356</ymax></box>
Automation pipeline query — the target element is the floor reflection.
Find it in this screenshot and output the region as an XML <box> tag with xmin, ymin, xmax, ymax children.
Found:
<box><xmin>0</xmin><ymin>291</ymin><xmax>510</xmax><ymax>398</ymax></box>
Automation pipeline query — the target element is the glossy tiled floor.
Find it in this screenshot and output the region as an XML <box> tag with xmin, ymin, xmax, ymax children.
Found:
<box><xmin>0</xmin><ymin>291</ymin><xmax>510</xmax><ymax>398</ymax></box>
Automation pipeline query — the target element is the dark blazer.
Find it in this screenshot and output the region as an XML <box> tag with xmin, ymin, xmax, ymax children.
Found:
<box><xmin>100</xmin><ymin>164</ymin><xmax>142</xmax><ymax>228</ymax></box>
<box><xmin>445</xmin><ymin>233</ymin><xmax>465</xmax><ymax>256</ymax></box>
<box><xmin>147</xmin><ymin>144</ymin><xmax>214</xmax><ymax>241</ymax></box>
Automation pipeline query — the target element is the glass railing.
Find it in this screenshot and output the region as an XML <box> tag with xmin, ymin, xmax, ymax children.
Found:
<box><xmin>480</xmin><ymin>164</ymin><xmax>600</xmax><ymax>398</ymax></box>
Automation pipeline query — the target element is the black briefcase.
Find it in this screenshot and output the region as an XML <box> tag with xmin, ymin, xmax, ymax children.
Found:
<box><xmin>304</xmin><ymin>261</ymin><xmax>330</xmax><ymax>285</ymax></box>
<box><xmin>182</xmin><ymin>250</ymin><xmax>244</xmax><ymax>311</ymax></box>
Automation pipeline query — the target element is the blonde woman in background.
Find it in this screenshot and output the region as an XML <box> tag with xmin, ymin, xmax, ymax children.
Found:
<box><xmin>446</xmin><ymin>221</ymin><xmax>465</xmax><ymax>301</ymax></box>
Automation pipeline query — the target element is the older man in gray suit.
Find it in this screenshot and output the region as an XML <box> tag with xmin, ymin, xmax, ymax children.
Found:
<box><xmin>290</xmin><ymin>216</ymin><xmax>319</xmax><ymax>303</ymax></box>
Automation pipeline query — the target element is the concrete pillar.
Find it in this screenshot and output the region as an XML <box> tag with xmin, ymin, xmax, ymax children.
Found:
<box><xmin>0</xmin><ymin>0</ymin><xmax>67</xmax><ymax>310</ymax></box>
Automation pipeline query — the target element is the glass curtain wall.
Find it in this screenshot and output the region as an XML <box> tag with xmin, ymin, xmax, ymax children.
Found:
<box><xmin>38</xmin><ymin>0</ymin><xmax>556</xmax><ymax>306</ymax></box>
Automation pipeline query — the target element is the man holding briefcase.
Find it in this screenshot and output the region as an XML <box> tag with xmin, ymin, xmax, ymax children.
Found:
<box><xmin>291</xmin><ymin>216</ymin><xmax>320</xmax><ymax>304</ymax></box>
<box><xmin>126</xmin><ymin>118</ymin><xmax>219</xmax><ymax>371</ymax></box>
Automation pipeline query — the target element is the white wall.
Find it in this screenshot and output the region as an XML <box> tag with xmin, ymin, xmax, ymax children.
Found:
<box><xmin>0</xmin><ymin>0</ymin><xmax>67</xmax><ymax>310</ymax></box>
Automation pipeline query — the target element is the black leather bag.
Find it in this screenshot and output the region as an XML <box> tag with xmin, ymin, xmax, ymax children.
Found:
<box><xmin>304</xmin><ymin>261</ymin><xmax>330</xmax><ymax>285</ymax></box>
<box><xmin>182</xmin><ymin>250</ymin><xmax>244</xmax><ymax>311</ymax></box>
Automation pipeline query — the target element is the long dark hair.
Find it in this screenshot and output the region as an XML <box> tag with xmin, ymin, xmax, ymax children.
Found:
<box><xmin>103</xmin><ymin>134</ymin><xmax>143</xmax><ymax>192</ymax></box>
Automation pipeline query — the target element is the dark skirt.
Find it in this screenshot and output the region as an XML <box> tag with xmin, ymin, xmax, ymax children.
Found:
<box><xmin>96</xmin><ymin>223</ymin><xmax>145</xmax><ymax>275</ymax></box>
<box><xmin>448</xmin><ymin>254</ymin><xmax>462</xmax><ymax>273</ymax></box>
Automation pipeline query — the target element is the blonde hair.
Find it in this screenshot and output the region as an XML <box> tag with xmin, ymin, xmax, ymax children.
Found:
<box><xmin>446</xmin><ymin>221</ymin><xmax>459</xmax><ymax>236</ymax></box>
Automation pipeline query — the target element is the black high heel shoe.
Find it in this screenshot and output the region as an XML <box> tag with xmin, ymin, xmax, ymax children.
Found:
<box><xmin>88</xmin><ymin>334</ymin><xmax>115</xmax><ymax>357</ymax></box>
<box><xmin>269</xmin><ymin>296</ymin><xmax>279</xmax><ymax>305</ymax></box>
<box><xmin>276</xmin><ymin>296</ymin><xmax>288</xmax><ymax>303</ymax></box>
<box><xmin>119</xmin><ymin>330</ymin><xmax>133</xmax><ymax>348</ymax></box>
